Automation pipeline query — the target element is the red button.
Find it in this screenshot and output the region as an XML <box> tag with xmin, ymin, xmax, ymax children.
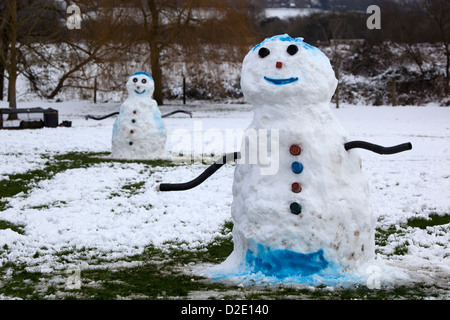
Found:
<box><xmin>291</xmin><ymin>182</ymin><xmax>302</xmax><ymax>193</ymax></box>
<box><xmin>290</xmin><ymin>145</ymin><xmax>302</xmax><ymax>156</ymax></box>
<box><xmin>133</xmin><ymin>110</ymin><xmax>137</xmax><ymax>114</ymax></box>
<box><xmin>130</xmin><ymin>130</ymin><xmax>135</xmax><ymax>134</ymax></box>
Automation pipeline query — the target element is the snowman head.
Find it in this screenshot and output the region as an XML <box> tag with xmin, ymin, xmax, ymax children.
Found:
<box><xmin>126</xmin><ymin>72</ymin><xmax>154</xmax><ymax>98</ymax></box>
<box><xmin>241</xmin><ymin>34</ymin><xmax>337</xmax><ymax>108</ymax></box>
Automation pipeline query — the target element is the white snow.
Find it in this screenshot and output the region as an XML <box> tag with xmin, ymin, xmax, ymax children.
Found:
<box><xmin>0</xmin><ymin>98</ymin><xmax>449</xmax><ymax>292</ymax></box>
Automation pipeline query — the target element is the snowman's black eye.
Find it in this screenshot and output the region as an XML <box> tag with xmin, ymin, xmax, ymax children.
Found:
<box><xmin>133</xmin><ymin>78</ymin><xmax>138</xmax><ymax>83</ymax></box>
<box><xmin>287</xmin><ymin>44</ymin><xmax>298</xmax><ymax>56</ymax></box>
<box><xmin>141</xmin><ymin>79</ymin><xmax>147</xmax><ymax>84</ymax></box>
<box><xmin>258</xmin><ymin>47</ymin><xmax>270</xmax><ymax>58</ymax></box>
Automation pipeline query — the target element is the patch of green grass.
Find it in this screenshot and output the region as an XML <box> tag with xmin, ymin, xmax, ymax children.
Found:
<box><xmin>0</xmin><ymin>220</ymin><xmax>25</xmax><ymax>235</ymax></box>
<box><xmin>244</xmin><ymin>283</ymin><xmax>435</xmax><ymax>300</ymax></box>
<box><xmin>0</xmin><ymin>152</ymin><xmax>105</xmax><ymax>201</ymax></box>
<box><xmin>0</xmin><ymin>155</ymin><xmax>445</xmax><ymax>300</ymax></box>
<box><xmin>333</xmin><ymin>284</ymin><xmax>434</xmax><ymax>300</ymax></box>
<box><xmin>77</xmin><ymin>263</ymin><xmax>214</xmax><ymax>299</ymax></box>
<box><xmin>29</xmin><ymin>201</ymin><xmax>67</xmax><ymax>210</ymax></box>
<box><xmin>407</xmin><ymin>213</ymin><xmax>450</xmax><ymax>229</ymax></box>
<box><xmin>0</xmin><ymin>200</ymin><xmax>8</xmax><ymax>211</ymax></box>
<box><xmin>0</xmin><ymin>219</ymin><xmax>236</xmax><ymax>300</ymax></box>
<box><xmin>0</xmin><ymin>237</ymin><xmax>235</xmax><ymax>300</ymax></box>
<box><xmin>393</xmin><ymin>241</ymin><xmax>409</xmax><ymax>256</ymax></box>
<box><xmin>0</xmin><ymin>152</ymin><xmax>178</xmax><ymax>209</ymax></box>
<box><xmin>0</xmin><ymin>229</ymin><xmax>440</xmax><ymax>300</ymax></box>
<box><xmin>121</xmin><ymin>181</ymin><xmax>146</xmax><ymax>192</ymax></box>
<box><xmin>375</xmin><ymin>212</ymin><xmax>450</xmax><ymax>255</ymax></box>
<box><xmin>132</xmin><ymin>222</ymin><xmax>234</xmax><ymax>268</ymax></box>
<box><xmin>375</xmin><ymin>225</ymin><xmax>404</xmax><ymax>249</ymax></box>
<box><xmin>0</xmin><ymin>270</ymin><xmax>46</xmax><ymax>299</ymax></box>
<box><xmin>1</xmin><ymin>216</ymin><xmax>441</xmax><ymax>300</ymax></box>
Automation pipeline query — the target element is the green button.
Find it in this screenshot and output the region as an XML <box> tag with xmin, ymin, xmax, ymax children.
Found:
<box><xmin>290</xmin><ymin>202</ymin><xmax>302</xmax><ymax>215</ymax></box>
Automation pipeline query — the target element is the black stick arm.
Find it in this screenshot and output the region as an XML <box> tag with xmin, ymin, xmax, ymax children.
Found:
<box><xmin>157</xmin><ymin>152</ymin><xmax>240</xmax><ymax>192</ymax></box>
<box><xmin>161</xmin><ymin>110</ymin><xmax>193</xmax><ymax>118</ymax></box>
<box><xmin>344</xmin><ymin>141</ymin><xmax>412</xmax><ymax>155</ymax></box>
<box><xmin>85</xmin><ymin>112</ymin><xmax>120</xmax><ymax>121</ymax></box>
<box><xmin>85</xmin><ymin>110</ymin><xmax>191</xmax><ymax>121</ymax></box>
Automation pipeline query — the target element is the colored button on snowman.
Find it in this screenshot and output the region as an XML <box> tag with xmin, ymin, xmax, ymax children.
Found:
<box><xmin>289</xmin><ymin>144</ymin><xmax>303</xmax><ymax>214</ymax></box>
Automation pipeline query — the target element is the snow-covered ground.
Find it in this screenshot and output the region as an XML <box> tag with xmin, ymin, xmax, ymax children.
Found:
<box><xmin>0</xmin><ymin>100</ymin><xmax>449</xmax><ymax>295</ymax></box>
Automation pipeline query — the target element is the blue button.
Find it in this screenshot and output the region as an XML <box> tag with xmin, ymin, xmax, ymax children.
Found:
<box><xmin>291</xmin><ymin>161</ymin><xmax>303</xmax><ymax>174</ymax></box>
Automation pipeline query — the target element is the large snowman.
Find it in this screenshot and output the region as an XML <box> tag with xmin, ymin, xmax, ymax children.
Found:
<box><xmin>158</xmin><ymin>34</ymin><xmax>411</xmax><ymax>280</ymax></box>
<box><xmin>221</xmin><ymin>34</ymin><xmax>375</xmax><ymax>277</ymax></box>
<box><xmin>111</xmin><ymin>72</ymin><xmax>166</xmax><ymax>159</ymax></box>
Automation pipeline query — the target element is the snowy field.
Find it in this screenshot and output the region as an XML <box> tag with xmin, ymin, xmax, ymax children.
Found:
<box><xmin>0</xmin><ymin>99</ymin><xmax>449</xmax><ymax>299</ymax></box>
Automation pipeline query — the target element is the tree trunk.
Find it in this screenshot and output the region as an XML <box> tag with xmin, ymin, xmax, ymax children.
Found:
<box><xmin>0</xmin><ymin>3</ymin><xmax>10</xmax><ymax>102</ymax></box>
<box><xmin>334</xmin><ymin>83</ymin><xmax>340</xmax><ymax>109</ymax></box>
<box><xmin>0</xmin><ymin>65</ymin><xmax>4</xmax><ymax>101</ymax></box>
<box><xmin>93</xmin><ymin>77</ymin><xmax>97</xmax><ymax>104</ymax></box>
<box><xmin>445</xmin><ymin>42</ymin><xmax>450</xmax><ymax>92</ymax></box>
<box><xmin>148</xmin><ymin>0</ymin><xmax>163</xmax><ymax>105</ymax></box>
<box><xmin>392</xmin><ymin>78</ymin><xmax>397</xmax><ymax>106</ymax></box>
<box><xmin>7</xmin><ymin>0</ymin><xmax>18</xmax><ymax>120</ymax></box>
<box><xmin>150</xmin><ymin>43</ymin><xmax>163</xmax><ymax>105</ymax></box>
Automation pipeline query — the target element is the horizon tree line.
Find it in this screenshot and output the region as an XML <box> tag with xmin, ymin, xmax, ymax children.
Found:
<box><xmin>0</xmin><ymin>0</ymin><xmax>448</xmax><ymax>115</ymax></box>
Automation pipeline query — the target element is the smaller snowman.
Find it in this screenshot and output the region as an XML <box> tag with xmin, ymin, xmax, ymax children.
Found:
<box><xmin>111</xmin><ymin>72</ymin><xmax>167</xmax><ymax>160</ymax></box>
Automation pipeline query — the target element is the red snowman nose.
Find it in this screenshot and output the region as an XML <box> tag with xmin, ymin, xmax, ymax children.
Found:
<box><xmin>276</xmin><ymin>61</ymin><xmax>283</xmax><ymax>69</ymax></box>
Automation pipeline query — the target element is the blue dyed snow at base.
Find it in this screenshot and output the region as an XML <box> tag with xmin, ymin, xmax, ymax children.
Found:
<box><xmin>206</xmin><ymin>241</ymin><xmax>369</xmax><ymax>287</ymax></box>
<box><xmin>210</xmin><ymin>265</ymin><xmax>367</xmax><ymax>288</ymax></box>
<box><xmin>245</xmin><ymin>243</ymin><xmax>329</xmax><ymax>278</ymax></box>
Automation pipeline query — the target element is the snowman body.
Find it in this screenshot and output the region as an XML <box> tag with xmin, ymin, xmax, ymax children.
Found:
<box><xmin>111</xmin><ymin>72</ymin><xmax>167</xmax><ymax>159</ymax></box>
<box><xmin>225</xmin><ymin>35</ymin><xmax>375</xmax><ymax>277</ymax></box>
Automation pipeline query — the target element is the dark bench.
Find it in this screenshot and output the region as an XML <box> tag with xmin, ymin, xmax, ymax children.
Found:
<box><xmin>0</xmin><ymin>108</ymin><xmax>59</xmax><ymax>129</ymax></box>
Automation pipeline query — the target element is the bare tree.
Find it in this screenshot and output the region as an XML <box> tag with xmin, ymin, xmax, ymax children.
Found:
<box><xmin>25</xmin><ymin>1</ymin><xmax>137</xmax><ymax>101</ymax></box>
<box><xmin>4</xmin><ymin>0</ymin><xmax>18</xmax><ymax>114</ymax></box>
<box><xmin>1</xmin><ymin>0</ymin><xmax>258</xmax><ymax>105</ymax></box>
<box><xmin>396</xmin><ymin>0</ymin><xmax>450</xmax><ymax>90</ymax></box>
<box><xmin>313</xmin><ymin>10</ymin><xmax>355</xmax><ymax>108</ymax></box>
<box><xmin>420</xmin><ymin>0</ymin><xmax>450</xmax><ymax>90</ymax></box>
<box><xmin>0</xmin><ymin>0</ymin><xmax>61</xmax><ymax>118</ymax></box>
<box><xmin>0</xmin><ymin>2</ymin><xmax>11</xmax><ymax>101</ymax></box>
<box><xmin>131</xmin><ymin>0</ymin><xmax>257</xmax><ymax>105</ymax></box>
